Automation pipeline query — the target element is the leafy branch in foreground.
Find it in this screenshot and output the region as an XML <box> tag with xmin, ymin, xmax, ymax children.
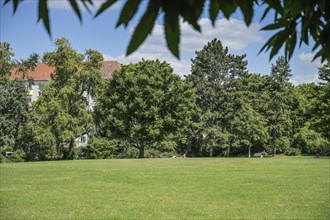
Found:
<box><xmin>3</xmin><ymin>0</ymin><xmax>330</xmax><ymax>65</ymax></box>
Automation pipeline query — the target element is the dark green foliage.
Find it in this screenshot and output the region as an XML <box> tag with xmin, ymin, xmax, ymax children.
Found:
<box><xmin>291</xmin><ymin>63</ymin><xmax>330</xmax><ymax>156</ymax></box>
<box><xmin>0</xmin><ymin>43</ymin><xmax>39</xmax><ymax>153</ymax></box>
<box><xmin>284</xmin><ymin>148</ymin><xmax>301</xmax><ymax>156</ymax></box>
<box><xmin>4</xmin><ymin>0</ymin><xmax>329</xmax><ymax>61</ymax></box>
<box><xmin>187</xmin><ymin>38</ymin><xmax>268</xmax><ymax>157</ymax></box>
<box><xmin>293</xmin><ymin>123</ymin><xmax>329</xmax><ymax>155</ymax></box>
<box><xmin>82</xmin><ymin>137</ymin><xmax>116</xmax><ymax>159</ymax></box>
<box><xmin>260</xmin><ymin>1</ymin><xmax>330</xmax><ymax>62</ymax></box>
<box><xmin>0</xmin><ymin>42</ymin><xmax>15</xmax><ymax>78</ymax></box>
<box><xmin>1</xmin><ymin>39</ymin><xmax>329</xmax><ymax>160</ymax></box>
<box><xmin>94</xmin><ymin>59</ymin><xmax>199</xmax><ymax>158</ymax></box>
<box><xmin>266</xmin><ymin>56</ymin><xmax>294</xmax><ymax>156</ymax></box>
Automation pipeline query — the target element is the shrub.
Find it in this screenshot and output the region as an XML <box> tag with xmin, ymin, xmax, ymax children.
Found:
<box><xmin>0</xmin><ymin>154</ymin><xmax>11</xmax><ymax>163</ymax></box>
<box><xmin>82</xmin><ymin>137</ymin><xmax>116</xmax><ymax>159</ymax></box>
<box><xmin>10</xmin><ymin>149</ymin><xmax>26</xmax><ymax>162</ymax></box>
<box><xmin>285</xmin><ymin>148</ymin><xmax>301</xmax><ymax>156</ymax></box>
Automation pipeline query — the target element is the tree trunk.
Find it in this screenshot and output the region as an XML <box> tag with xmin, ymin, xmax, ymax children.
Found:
<box><xmin>248</xmin><ymin>145</ymin><xmax>251</xmax><ymax>158</ymax></box>
<box><xmin>273</xmin><ymin>145</ymin><xmax>276</xmax><ymax>157</ymax></box>
<box><xmin>139</xmin><ymin>146</ymin><xmax>145</xmax><ymax>158</ymax></box>
<box><xmin>227</xmin><ymin>145</ymin><xmax>230</xmax><ymax>157</ymax></box>
<box><xmin>209</xmin><ymin>147</ymin><xmax>213</xmax><ymax>157</ymax></box>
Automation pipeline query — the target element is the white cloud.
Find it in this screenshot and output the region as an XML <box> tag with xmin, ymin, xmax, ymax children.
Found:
<box><xmin>181</xmin><ymin>18</ymin><xmax>262</xmax><ymax>52</ymax></box>
<box><xmin>290</xmin><ymin>74</ymin><xmax>319</xmax><ymax>85</ymax></box>
<box><xmin>104</xmin><ymin>18</ymin><xmax>263</xmax><ymax>76</ymax></box>
<box><xmin>298</xmin><ymin>52</ymin><xmax>323</xmax><ymax>68</ymax></box>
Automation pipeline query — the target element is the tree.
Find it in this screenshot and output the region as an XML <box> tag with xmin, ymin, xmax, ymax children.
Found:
<box><xmin>231</xmin><ymin>102</ymin><xmax>268</xmax><ymax>157</ymax></box>
<box><xmin>315</xmin><ymin>62</ymin><xmax>330</xmax><ymax>139</ymax></box>
<box><xmin>186</xmin><ymin>39</ymin><xmax>231</xmax><ymax>156</ymax></box>
<box><xmin>0</xmin><ymin>42</ymin><xmax>14</xmax><ymax>78</ymax></box>
<box><xmin>30</xmin><ymin>38</ymin><xmax>103</xmax><ymax>160</ymax></box>
<box><xmin>0</xmin><ymin>42</ymin><xmax>38</xmax><ymax>155</ymax></box>
<box><xmin>94</xmin><ymin>59</ymin><xmax>198</xmax><ymax>158</ymax></box>
<box><xmin>292</xmin><ymin>68</ymin><xmax>330</xmax><ymax>156</ymax></box>
<box><xmin>266</xmin><ymin>56</ymin><xmax>294</xmax><ymax>156</ymax></box>
<box><xmin>4</xmin><ymin>0</ymin><xmax>329</xmax><ymax>62</ymax></box>
<box><xmin>187</xmin><ymin>38</ymin><xmax>253</xmax><ymax>157</ymax></box>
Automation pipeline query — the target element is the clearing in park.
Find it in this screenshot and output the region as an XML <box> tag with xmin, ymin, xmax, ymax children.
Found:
<box><xmin>0</xmin><ymin>157</ymin><xmax>329</xmax><ymax>219</ymax></box>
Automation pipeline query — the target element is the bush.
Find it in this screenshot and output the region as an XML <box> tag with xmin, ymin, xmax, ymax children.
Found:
<box><xmin>316</xmin><ymin>141</ymin><xmax>330</xmax><ymax>156</ymax></box>
<box><xmin>285</xmin><ymin>148</ymin><xmax>301</xmax><ymax>156</ymax></box>
<box><xmin>0</xmin><ymin>154</ymin><xmax>11</xmax><ymax>163</ymax></box>
<box><xmin>10</xmin><ymin>149</ymin><xmax>26</xmax><ymax>162</ymax></box>
<box><xmin>82</xmin><ymin>137</ymin><xmax>116</xmax><ymax>159</ymax></box>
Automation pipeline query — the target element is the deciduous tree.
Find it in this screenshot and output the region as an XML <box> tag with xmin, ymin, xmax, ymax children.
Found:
<box><xmin>94</xmin><ymin>59</ymin><xmax>199</xmax><ymax>158</ymax></box>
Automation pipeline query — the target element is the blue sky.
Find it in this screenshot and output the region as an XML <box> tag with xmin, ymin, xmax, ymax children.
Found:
<box><xmin>0</xmin><ymin>0</ymin><xmax>323</xmax><ymax>84</ymax></box>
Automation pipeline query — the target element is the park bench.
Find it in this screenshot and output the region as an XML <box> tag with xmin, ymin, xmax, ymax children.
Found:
<box><xmin>253</xmin><ymin>152</ymin><xmax>262</xmax><ymax>157</ymax></box>
<box><xmin>253</xmin><ymin>151</ymin><xmax>269</xmax><ymax>157</ymax></box>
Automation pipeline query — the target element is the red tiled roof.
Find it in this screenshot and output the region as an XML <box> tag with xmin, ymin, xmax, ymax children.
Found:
<box><xmin>101</xmin><ymin>61</ymin><xmax>122</xmax><ymax>79</ymax></box>
<box><xmin>9</xmin><ymin>61</ymin><xmax>121</xmax><ymax>81</ymax></box>
<box><xmin>10</xmin><ymin>63</ymin><xmax>55</xmax><ymax>81</ymax></box>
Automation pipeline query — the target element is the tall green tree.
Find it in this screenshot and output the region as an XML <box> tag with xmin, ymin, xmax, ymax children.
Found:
<box><xmin>0</xmin><ymin>42</ymin><xmax>38</xmax><ymax>154</ymax></box>
<box><xmin>187</xmin><ymin>39</ymin><xmax>230</xmax><ymax>156</ymax></box>
<box><xmin>315</xmin><ymin>62</ymin><xmax>330</xmax><ymax>139</ymax></box>
<box><xmin>94</xmin><ymin>59</ymin><xmax>198</xmax><ymax>158</ymax></box>
<box><xmin>292</xmin><ymin>69</ymin><xmax>330</xmax><ymax>156</ymax></box>
<box><xmin>30</xmin><ymin>38</ymin><xmax>103</xmax><ymax>160</ymax></box>
<box><xmin>187</xmin><ymin>38</ymin><xmax>253</xmax><ymax>157</ymax></box>
<box><xmin>266</xmin><ymin>56</ymin><xmax>294</xmax><ymax>156</ymax></box>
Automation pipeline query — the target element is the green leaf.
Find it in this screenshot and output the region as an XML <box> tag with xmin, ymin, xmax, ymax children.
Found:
<box><xmin>3</xmin><ymin>0</ymin><xmax>10</xmax><ymax>6</ymax></box>
<box><xmin>116</xmin><ymin>0</ymin><xmax>142</xmax><ymax>28</ymax></box>
<box><xmin>289</xmin><ymin>0</ymin><xmax>302</xmax><ymax>17</ymax></box>
<box><xmin>81</xmin><ymin>0</ymin><xmax>93</xmax><ymax>14</ymax></box>
<box><xmin>219</xmin><ymin>0</ymin><xmax>237</xmax><ymax>19</ymax></box>
<box><xmin>300</xmin><ymin>16</ymin><xmax>309</xmax><ymax>46</ymax></box>
<box><xmin>164</xmin><ymin>3</ymin><xmax>180</xmax><ymax>58</ymax></box>
<box><xmin>209</xmin><ymin>0</ymin><xmax>221</xmax><ymax>26</ymax></box>
<box><xmin>261</xmin><ymin>21</ymin><xmax>286</xmax><ymax>31</ymax></box>
<box><xmin>38</xmin><ymin>0</ymin><xmax>51</xmax><ymax>36</ymax></box>
<box><xmin>126</xmin><ymin>1</ymin><xmax>160</xmax><ymax>56</ymax></box>
<box><xmin>94</xmin><ymin>0</ymin><xmax>118</xmax><ymax>18</ymax></box>
<box><xmin>178</xmin><ymin>0</ymin><xmax>202</xmax><ymax>32</ymax></box>
<box><xmin>269</xmin><ymin>29</ymin><xmax>290</xmax><ymax>60</ymax></box>
<box><xmin>238</xmin><ymin>0</ymin><xmax>254</xmax><ymax>26</ymax></box>
<box><xmin>287</xmin><ymin>31</ymin><xmax>297</xmax><ymax>60</ymax></box>
<box><xmin>263</xmin><ymin>0</ymin><xmax>283</xmax><ymax>14</ymax></box>
<box><xmin>69</xmin><ymin>0</ymin><xmax>82</xmax><ymax>22</ymax></box>
<box><xmin>260</xmin><ymin>6</ymin><xmax>271</xmax><ymax>22</ymax></box>
<box><xmin>4</xmin><ymin>0</ymin><xmax>20</xmax><ymax>13</ymax></box>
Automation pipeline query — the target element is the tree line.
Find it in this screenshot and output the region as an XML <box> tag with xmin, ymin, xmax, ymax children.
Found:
<box><xmin>0</xmin><ymin>38</ymin><xmax>329</xmax><ymax>162</ymax></box>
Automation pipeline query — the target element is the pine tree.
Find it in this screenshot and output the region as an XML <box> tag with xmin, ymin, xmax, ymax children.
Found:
<box><xmin>266</xmin><ymin>56</ymin><xmax>294</xmax><ymax>156</ymax></box>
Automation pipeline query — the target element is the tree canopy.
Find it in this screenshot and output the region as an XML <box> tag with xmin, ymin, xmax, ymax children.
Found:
<box><xmin>94</xmin><ymin>59</ymin><xmax>199</xmax><ymax>158</ymax></box>
<box><xmin>1</xmin><ymin>38</ymin><xmax>329</xmax><ymax>162</ymax></box>
<box><xmin>3</xmin><ymin>0</ymin><xmax>330</xmax><ymax>62</ymax></box>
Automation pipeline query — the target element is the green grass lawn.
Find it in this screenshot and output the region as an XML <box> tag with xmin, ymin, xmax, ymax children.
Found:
<box><xmin>0</xmin><ymin>157</ymin><xmax>329</xmax><ymax>219</ymax></box>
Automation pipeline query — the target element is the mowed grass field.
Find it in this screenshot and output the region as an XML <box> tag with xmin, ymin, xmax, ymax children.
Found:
<box><xmin>0</xmin><ymin>157</ymin><xmax>329</xmax><ymax>219</ymax></box>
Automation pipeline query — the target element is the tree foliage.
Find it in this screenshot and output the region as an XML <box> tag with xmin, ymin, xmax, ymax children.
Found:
<box><xmin>94</xmin><ymin>59</ymin><xmax>199</xmax><ymax>158</ymax></box>
<box><xmin>1</xmin><ymin>39</ymin><xmax>329</xmax><ymax>161</ymax></box>
<box><xmin>3</xmin><ymin>0</ymin><xmax>329</xmax><ymax>62</ymax></box>
<box><xmin>29</xmin><ymin>38</ymin><xmax>103</xmax><ymax>160</ymax></box>
<box><xmin>0</xmin><ymin>42</ymin><xmax>38</xmax><ymax>153</ymax></box>
<box><xmin>187</xmin><ymin>39</ymin><xmax>268</xmax><ymax>157</ymax></box>
<box><xmin>266</xmin><ymin>56</ymin><xmax>294</xmax><ymax>156</ymax></box>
